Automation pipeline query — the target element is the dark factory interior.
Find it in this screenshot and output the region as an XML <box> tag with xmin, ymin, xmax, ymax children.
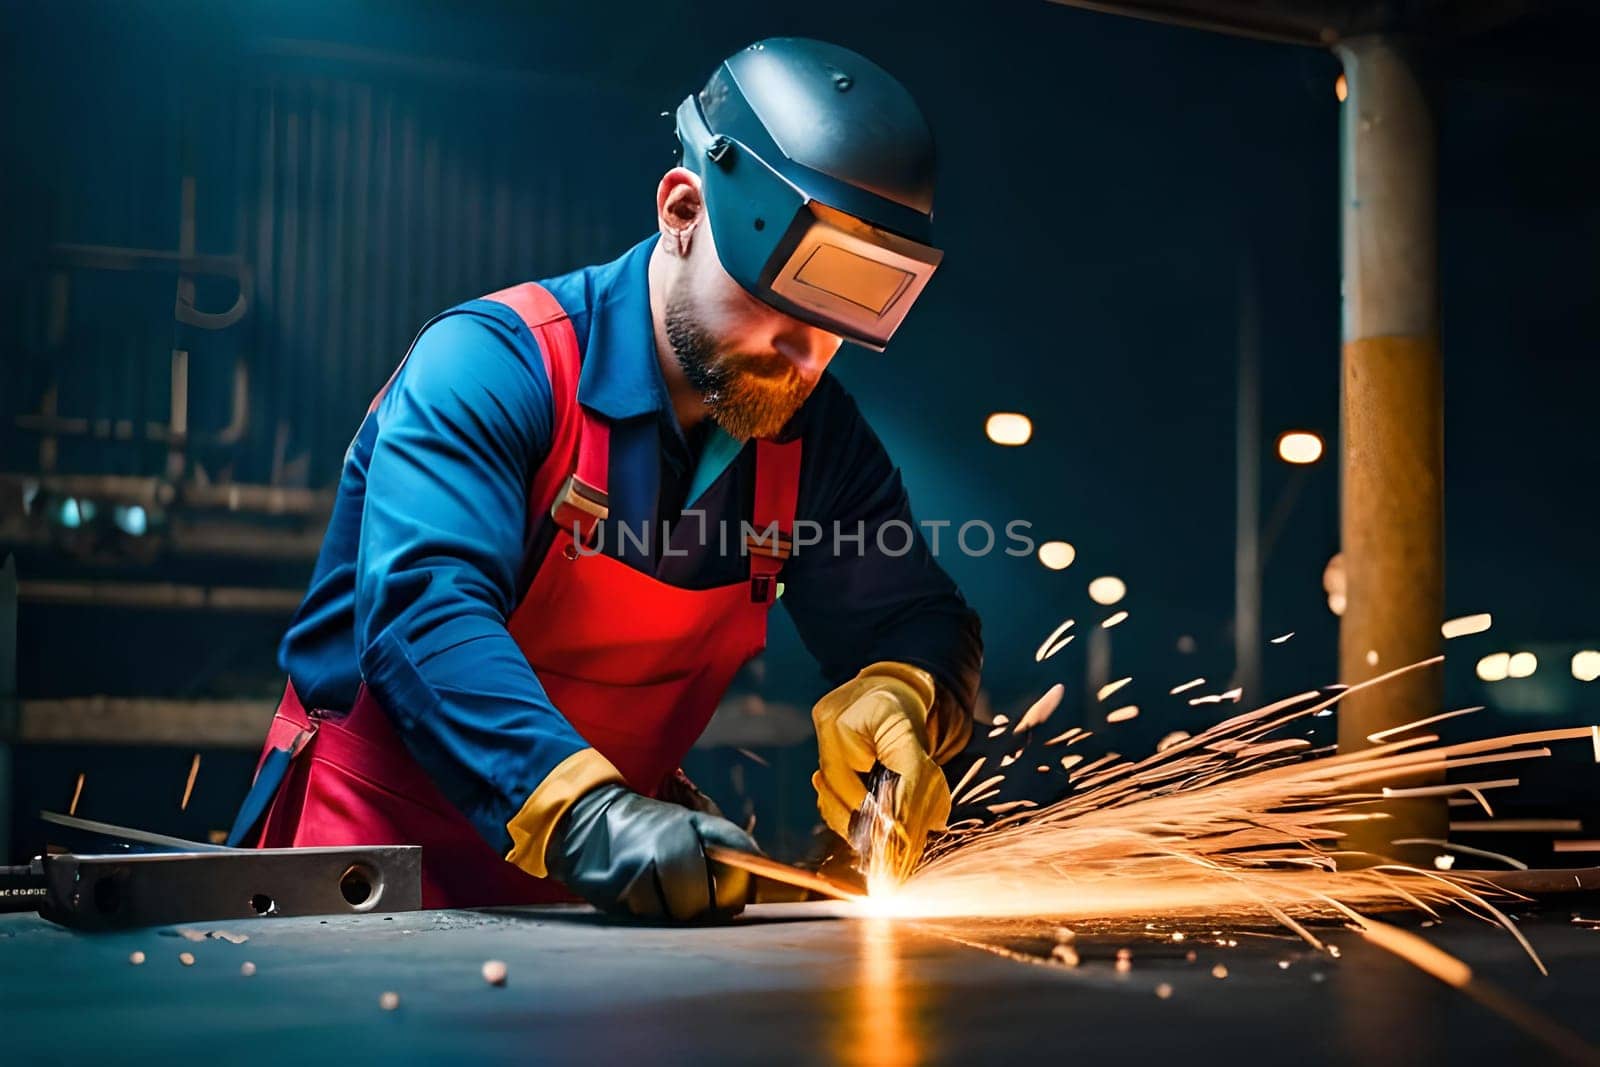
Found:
<box><xmin>2</xmin><ymin>1</ymin><xmax>1599</xmax><ymax>1062</ymax></box>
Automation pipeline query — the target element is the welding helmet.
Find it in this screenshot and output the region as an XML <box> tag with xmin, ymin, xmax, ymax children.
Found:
<box><xmin>675</xmin><ymin>38</ymin><xmax>942</xmax><ymax>351</ymax></box>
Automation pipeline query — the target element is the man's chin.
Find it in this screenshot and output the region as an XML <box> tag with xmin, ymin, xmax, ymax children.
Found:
<box><xmin>708</xmin><ymin>395</ymin><xmax>805</xmax><ymax>440</ymax></box>
<box><xmin>708</xmin><ymin>407</ymin><xmax>790</xmax><ymax>441</ymax></box>
<box><xmin>703</xmin><ymin>371</ymin><xmax>814</xmax><ymax>440</ymax></box>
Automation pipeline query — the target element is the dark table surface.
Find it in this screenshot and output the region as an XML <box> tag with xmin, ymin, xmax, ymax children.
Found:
<box><xmin>5</xmin><ymin>902</ymin><xmax>1600</xmax><ymax>1065</ymax></box>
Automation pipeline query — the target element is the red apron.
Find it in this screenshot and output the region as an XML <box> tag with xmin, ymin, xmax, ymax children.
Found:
<box><xmin>248</xmin><ymin>283</ymin><xmax>801</xmax><ymax>908</ymax></box>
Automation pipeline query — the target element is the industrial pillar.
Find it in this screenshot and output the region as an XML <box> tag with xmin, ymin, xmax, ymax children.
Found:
<box><xmin>1335</xmin><ymin>36</ymin><xmax>1446</xmax><ymax>860</ymax></box>
<box><xmin>1234</xmin><ymin>255</ymin><xmax>1262</xmax><ymax>700</ymax></box>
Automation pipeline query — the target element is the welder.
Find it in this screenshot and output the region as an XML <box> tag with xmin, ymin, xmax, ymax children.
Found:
<box><xmin>230</xmin><ymin>38</ymin><xmax>982</xmax><ymax>921</ymax></box>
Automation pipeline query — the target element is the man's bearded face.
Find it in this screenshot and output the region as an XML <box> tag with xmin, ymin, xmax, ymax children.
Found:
<box><xmin>664</xmin><ymin>276</ymin><xmax>820</xmax><ymax>441</ymax></box>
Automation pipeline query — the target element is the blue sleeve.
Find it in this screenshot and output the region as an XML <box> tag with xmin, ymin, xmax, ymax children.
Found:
<box><xmin>779</xmin><ymin>381</ymin><xmax>983</xmax><ymax>760</ymax></box>
<box><xmin>354</xmin><ymin>310</ymin><xmax>590</xmax><ymax>849</ymax></box>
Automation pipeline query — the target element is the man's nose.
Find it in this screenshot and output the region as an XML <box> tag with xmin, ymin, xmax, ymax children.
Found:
<box><xmin>773</xmin><ymin>326</ymin><xmax>839</xmax><ymax>380</ymax></box>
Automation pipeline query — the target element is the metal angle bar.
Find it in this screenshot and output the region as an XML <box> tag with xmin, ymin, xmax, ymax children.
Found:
<box><xmin>36</xmin><ymin>845</ymin><xmax>422</xmax><ymax>930</ymax></box>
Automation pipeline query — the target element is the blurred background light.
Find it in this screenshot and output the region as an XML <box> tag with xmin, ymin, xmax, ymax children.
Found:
<box><xmin>1572</xmin><ymin>650</ymin><xmax>1600</xmax><ymax>682</ymax></box>
<box><xmin>114</xmin><ymin>504</ymin><xmax>149</xmax><ymax>537</ymax></box>
<box><xmin>1276</xmin><ymin>430</ymin><xmax>1325</xmax><ymax>465</ymax></box>
<box><xmin>1476</xmin><ymin>652</ymin><xmax>1511</xmax><ymax>682</ymax></box>
<box><xmin>985</xmin><ymin>412</ymin><xmax>1032</xmax><ymax>446</ymax></box>
<box><xmin>1038</xmin><ymin>540</ymin><xmax>1075</xmax><ymax>570</ymax></box>
<box><xmin>1088</xmin><ymin>576</ymin><xmax>1126</xmax><ymax>606</ymax></box>
<box><xmin>1508</xmin><ymin>651</ymin><xmax>1538</xmax><ymax>679</ymax></box>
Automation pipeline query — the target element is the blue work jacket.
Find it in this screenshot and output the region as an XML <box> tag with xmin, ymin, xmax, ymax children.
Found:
<box><xmin>280</xmin><ymin>235</ymin><xmax>982</xmax><ymax>848</ymax></box>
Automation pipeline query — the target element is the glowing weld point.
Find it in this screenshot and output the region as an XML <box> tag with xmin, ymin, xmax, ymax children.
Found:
<box><xmin>1034</xmin><ymin>619</ymin><xmax>1075</xmax><ymax>662</ymax></box>
<box><xmin>181</xmin><ymin>753</ymin><xmax>201</xmax><ymax>811</ymax></box>
<box><xmin>1015</xmin><ymin>684</ymin><xmax>1066</xmax><ymax>732</ymax></box>
<box><xmin>988</xmin><ymin>800</ymin><xmax>1036</xmax><ymax>815</ymax></box>
<box><xmin>1433</xmin><ymin>854</ymin><xmax>1456</xmax><ymax>870</ymax></box>
<box><xmin>1442</xmin><ymin>613</ymin><xmax>1493</xmax><ymax>639</ymax></box>
<box><xmin>1044</xmin><ymin>634</ymin><xmax>1076</xmax><ymax>659</ymax></box>
<box><xmin>1157</xmin><ymin>730</ymin><xmax>1191</xmax><ymax>752</ymax></box>
<box><xmin>1097</xmin><ymin>677</ymin><xmax>1132</xmax><ymax>702</ymax></box>
<box><xmin>957</xmin><ymin>774</ymin><xmax>1006</xmax><ymax>804</ymax></box>
<box><xmin>949</xmin><ymin>757</ymin><xmax>987</xmax><ymax>800</ymax></box>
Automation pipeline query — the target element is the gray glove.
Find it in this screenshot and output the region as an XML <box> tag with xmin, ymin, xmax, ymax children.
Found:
<box><xmin>546</xmin><ymin>783</ymin><xmax>760</xmax><ymax>921</ymax></box>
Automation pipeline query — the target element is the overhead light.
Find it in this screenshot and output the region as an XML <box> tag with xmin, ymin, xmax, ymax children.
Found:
<box><xmin>1573</xmin><ymin>651</ymin><xmax>1600</xmax><ymax>683</ymax></box>
<box><xmin>985</xmin><ymin>412</ymin><xmax>1032</xmax><ymax>446</ymax></box>
<box><xmin>1038</xmin><ymin>541</ymin><xmax>1075</xmax><ymax>570</ymax></box>
<box><xmin>1088</xmin><ymin>576</ymin><xmax>1126</xmax><ymax>606</ymax></box>
<box><xmin>114</xmin><ymin>505</ymin><xmax>149</xmax><ymax>537</ymax></box>
<box><xmin>1276</xmin><ymin>431</ymin><xmax>1324</xmax><ymax>465</ymax></box>
<box><xmin>1507</xmin><ymin>652</ymin><xmax>1538</xmax><ymax>679</ymax></box>
<box><xmin>1476</xmin><ymin>653</ymin><xmax>1510</xmax><ymax>682</ymax></box>
<box><xmin>1323</xmin><ymin>553</ymin><xmax>1346</xmax><ymax>616</ymax></box>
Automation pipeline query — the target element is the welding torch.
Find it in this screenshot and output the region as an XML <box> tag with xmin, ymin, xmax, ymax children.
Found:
<box><xmin>702</xmin><ymin>768</ymin><xmax>910</xmax><ymax>904</ymax></box>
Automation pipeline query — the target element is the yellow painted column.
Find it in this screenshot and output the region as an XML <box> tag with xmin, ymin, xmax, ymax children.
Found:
<box><xmin>1335</xmin><ymin>37</ymin><xmax>1446</xmax><ymax>861</ymax></box>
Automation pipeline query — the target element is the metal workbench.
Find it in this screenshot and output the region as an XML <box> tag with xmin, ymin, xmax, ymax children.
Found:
<box><xmin>6</xmin><ymin>903</ymin><xmax>1600</xmax><ymax>1064</ymax></box>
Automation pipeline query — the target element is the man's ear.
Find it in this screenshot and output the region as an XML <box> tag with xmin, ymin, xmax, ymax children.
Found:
<box><xmin>656</xmin><ymin>167</ymin><xmax>704</xmax><ymax>257</ymax></box>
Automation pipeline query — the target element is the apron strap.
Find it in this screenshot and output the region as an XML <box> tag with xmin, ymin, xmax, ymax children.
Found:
<box><xmin>549</xmin><ymin>411</ymin><xmax>611</xmax><ymax>545</ymax></box>
<box><xmin>481</xmin><ymin>283</ymin><xmax>609</xmax><ymax>546</ymax></box>
<box><xmin>745</xmin><ymin>439</ymin><xmax>803</xmax><ymax>603</ymax></box>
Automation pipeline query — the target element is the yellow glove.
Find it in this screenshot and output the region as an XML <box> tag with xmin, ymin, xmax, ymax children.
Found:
<box><xmin>811</xmin><ymin>661</ymin><xmax>952</xmax><ymax>881</ymax></box>
<box><xmin>504</xmin><ymin>748</ymin><xmax>625</xmax><ymax>878</ymax></box>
